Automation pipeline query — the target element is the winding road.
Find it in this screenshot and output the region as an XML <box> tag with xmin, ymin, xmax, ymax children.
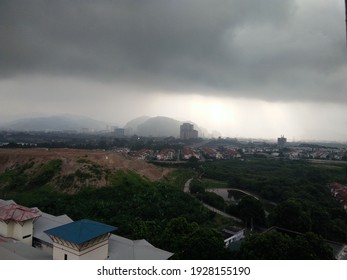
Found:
<box><xmin>184</xmin><ymin>178</ymin><xmax>242</xmax><ymax>222</ymax></box>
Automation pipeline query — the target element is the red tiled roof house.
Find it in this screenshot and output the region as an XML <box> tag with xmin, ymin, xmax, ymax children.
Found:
<box><xmin>0</xmin><ymin>204</ymin><xmax>41</xmax><ymax>245</ymax></box>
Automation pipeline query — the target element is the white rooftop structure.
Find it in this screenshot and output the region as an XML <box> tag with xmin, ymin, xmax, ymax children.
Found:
<box><xmin>33</xmin><ymin>211</ymin><xmax>73</xmax><ymax>245</ymax></box>
<box><xmin>0</xmin><ymin>199</ymin><xmax>173</xmax><ymax>260</ymax></box>
<box><xmin>0</xmin><ymin>241</ymin><xmax>51</xmax><ymax>260</ymax></box>
<box><xmin>109</xmin><ymin>234</ymin><xmax>173</xmax><ymax>260</ymax></box>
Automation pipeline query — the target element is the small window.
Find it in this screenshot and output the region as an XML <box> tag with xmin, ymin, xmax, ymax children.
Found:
<box><xmin>64</xmin><ymin>254</ymin><xmax>68</xmax><ymax>260</ymax></box>
<box><xmin>22</xmin><ymin>234</ymin><xmax>31</xmax><ymax>239</ymax></box>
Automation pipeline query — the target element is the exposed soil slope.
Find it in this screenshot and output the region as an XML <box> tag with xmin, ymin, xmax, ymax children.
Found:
<box><xmin>0</xmin><ymin>148</ymin><xmax>172</xmax><ymax>184</ymax></box>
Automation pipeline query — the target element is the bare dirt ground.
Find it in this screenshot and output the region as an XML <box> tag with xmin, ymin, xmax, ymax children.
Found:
<box><xmin>0</xmin><ymin>148</ymin><xmax>173</xmax><ymax>181</ymax></box>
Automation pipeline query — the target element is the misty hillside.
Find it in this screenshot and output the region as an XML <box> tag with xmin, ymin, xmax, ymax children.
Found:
<box><xmin>0</xmin><ymin>115</ymin><xmax>108</xmax><ymax>132</ymax></box>
<box><xmin>1</xmin><ymin>114</ymin><xmax>219</xmax><ymax>137</ymax></box>
<box><xmin>138</xmin><ymin>116</ymin><xmax>182</xmax><ymax>137</ymax></box>
<box><xmin>124</xmin><ymin>116</ymin><xmax>151</xmax><ymax>135</ymax></box>
<box><xmin>125</xmin><ymin>116</ymin><xmax>212</xmax><ymax>137</ymax></box>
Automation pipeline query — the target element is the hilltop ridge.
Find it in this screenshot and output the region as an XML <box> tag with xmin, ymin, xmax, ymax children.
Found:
<box><xmin>0</xmin><ymin>148</ymin><xmax>172</xmax><ymax>192</ymax></box>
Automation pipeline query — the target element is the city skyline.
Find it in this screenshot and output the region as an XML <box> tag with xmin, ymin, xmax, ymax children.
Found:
<box><xmin>1</xmin><ymin>0</ymin><xmax>347</xmax><ymax>142</ymax></box>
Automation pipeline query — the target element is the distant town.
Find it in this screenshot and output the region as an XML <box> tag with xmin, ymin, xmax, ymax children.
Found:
<box><xmin>1</xmin><ymin>124</ymin><xmax>347</xmax><ymax>163</ymax></box>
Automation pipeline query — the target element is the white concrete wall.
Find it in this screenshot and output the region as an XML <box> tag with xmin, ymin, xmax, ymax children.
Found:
<box><xmin>52</xmin><ymin>240</ymin><xmax>109</xmax><ymax>260</ymax></box>
<box><xmin>0</xmin><ymin>220</ymin><xmax>8</xmax><ymax>237</ymax></box>
<box><xmin>33</xmin><ymin>239</ymin><xmax>53</xmax><ymax>255</ymax></box>
<box><xmin>0</xmin><ymin>220</ymin><xmax>34</xmax><ymax>245</ymax></box>
<box><xmin>79</xmin><ymin>241</ymin><xmax>109</xmax><ymax>260</ymax></box>
<box><xmin>11</xmin><ymin>221</ymin><xmax>33</xmax><ymax>245</ymax></box>
<box><xmin>224</xmin><ymin>229</ymin><xmax>245</xmax><ymax>247</ymax></box>
<box><xmin>41</xmin><ymin>243</ymin><xmax>53</xmax><ymax>255</ymax></box>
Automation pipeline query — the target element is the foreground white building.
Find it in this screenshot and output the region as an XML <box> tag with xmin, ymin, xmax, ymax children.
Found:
<box><xmin>0</xmin><ymin>199</ymin><xmax>173</xmax><ymax>260</ymax></box>
<box><xmin>0</xmin><ymin>203</ymin><xmax>41</xmax><ymax>246</ymax></box>
<box><xmin>45</xmin><ymin>219</ymin><xmax>116</xmax><ymax>260</ymax></box>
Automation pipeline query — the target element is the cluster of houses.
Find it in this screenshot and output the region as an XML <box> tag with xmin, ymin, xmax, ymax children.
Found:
<box><xmin>181</xmin><ymin>147</ymin><xmax>200</xmax><ymax>160</ymax></box>
<box><xmin>155</xmin><ymin>149</ymin><xmax>176</xmax><ymax>161</ymax></box>
<box><xmin>127</xmin><ymin>149</ymin><xmax>177</xmax><ymax>161</ymax></box>
<box><xmin>200</xmin><ymin>147</ymin><xmax>241</xmax><ymax>160</ymax></box>
<box><xmin>123</xmin><ymin>146</ymin><xmax>242</xmax><ymax>162</ymax></box>
<box><xmin>115</xmin><ymin>142</ymin><xmax>347</xmax><ymax>163</ymax></box>
<box><xmin>238</xmin><ymin>145</ymin><xmax>347</xmax><ymax>161</ymax></box>
<box><xmin>283</xmin><ymin>147</ymin><xmax>347</xmax><ymax>161</ymax></box>
<box><xmin>127</xmin><ymin>149</ymin><xmax>153</xmax><ymax>160</ymax></box>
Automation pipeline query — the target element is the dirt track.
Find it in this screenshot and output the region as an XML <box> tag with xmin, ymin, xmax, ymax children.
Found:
<box><xmin>0</xmin><ymin>148</ymin><xmax>172</xmax><ymax>181</ymax></box>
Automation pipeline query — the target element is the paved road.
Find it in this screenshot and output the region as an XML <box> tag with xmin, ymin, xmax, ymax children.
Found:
<box><xmin>184</xmin><ymin>178</ymin><xmax>193</xmax><ymax>193</ymax></box>
<box><xmin>202</xmin><ymin>203</ymin><xmax>242</xmax><ymax>222</ymax></box>
<box><xmin>227</xmin><ymin>188</ymin><xmax>277</xmax><ymax>207</ymax></box>
<box><xmin>184</xmin><ymin>178</ymin><xmax>242</xmax><ymax>222</ymax></box>
<box><xmin>226</xmin><ymin>188</ymin><xmax>260</xmax><ymax>200</ymax></box>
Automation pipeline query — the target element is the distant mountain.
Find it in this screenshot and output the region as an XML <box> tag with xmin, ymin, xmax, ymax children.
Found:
<box><xmin>124</xmin><ymin>116</ymin><xmax>151</xmax><ymax>135</ymax></box>
<box><xmin>0</xmin><ymin>114</ymin><xmax>108</xmax><ymax>132</ymax></box>
<box><xmin>124</xmin><ymin>116</ymin><xmax>211</xmax><ymax>138</ymax></box>
<box><xmin>1</xmin><ymin>114</ymin><xmax>219</xmax><ymax>137</ymax></box>
<box><xmin>138</xmin><ymin>116</ymin><xmax>182</xmax><ymax>137</ymax></box>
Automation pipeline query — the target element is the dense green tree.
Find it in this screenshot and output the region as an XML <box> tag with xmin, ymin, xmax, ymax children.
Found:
<box><xmin>131</xmin><ymin>217</ymin><xmax>230</xmax><ymax>260</ymax></box>
<box><xmin>269</xmin><ymin>199</ymin><xmax>312</xmax><ymax>232</ymax></box>
<box><xmin>128</xmin><ymin>219</ymin><xmax>163</xmax><ymax>244</ymax></box>
<box><xmin>197</xmin><ymin>192</ymin><xmax>226</xmax><ymax>211</ymax></box>
<box><xmin>293</xmin><ymin>232</ymin><xmax>335</xmax><ymax>260</ymax></box>
<box><xmin>159</xmin><ymin>217</ymin><xmax>199</xmax><ymax>257</ymax></box>
<box><xmin>237</xmin><ymin>196</ymin><xmax>266</xmax><ymax>227</ymax></box>
<box><xmin>29</xmin><ymin>159</ymin><xmax>62</xmax><ymax>186</ymax></box>
<box><xmin>4</xmin><ymin>156</ymin><xmax>347</xmax><ymax>259</ymax></box>
<box><xmin>237</xmin><ymin>232</ymin><xmax>292</xmax><ymax>260</ymax></box>
<box><xmin>228</xmin><ymin>176</ymin><xmax>241</xmax><ymax>187</ymax></box>
<box><xmin>189</xmin><ymin>179</ymin><xmax>205</xmax><ymax>194</ymax></box>
<box><xmin>180</xmin><ymin>227</ymin><xmax>230</xmax><ymax>260</ymax></box>
<box><xmin>237</xmin><ymin>231</ymin><xmax>335</xmax><ymax>260</ymax></box>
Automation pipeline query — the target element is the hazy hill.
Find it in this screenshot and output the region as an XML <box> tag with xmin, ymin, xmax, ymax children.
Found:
<box><xmin>137</xmin><ymin>116</ymin><xmax>182</xmax><ymax>137</ymax></box>
<box><xmin>1</xmin><ymin>114</ymin><xmax>219</xmax><ymax>137</ymax></box>
<box><xmin>124</xmin><ymin>116</ymin><xmax>151</xmax><ymax>135</ymax></box>
<box><xmin>1</xmin><ymin>114</ymin><xmax>108</xmax><ymax>132</ymax></box>
<box><xmin>125</xmin><ymin>116</ymin><xmax>212</xmax><ymax>138</ymax></box>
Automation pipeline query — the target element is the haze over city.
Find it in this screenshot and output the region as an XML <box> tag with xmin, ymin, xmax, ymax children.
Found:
<box><xmin>1</xmin><ymin>0</ymin><xmax>347</xmax><ymax>142</ymax></box>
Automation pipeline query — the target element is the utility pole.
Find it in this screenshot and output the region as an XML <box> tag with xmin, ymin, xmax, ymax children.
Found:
<box><xmin>345</xmin><ymin>0</ymin><xmax>347</xmax><ymax>46</ymax></box>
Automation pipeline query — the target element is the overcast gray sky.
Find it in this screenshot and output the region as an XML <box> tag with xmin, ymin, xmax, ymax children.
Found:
<box><xmin>1</xmin><ymin>0</ymin><xmax>346</xmax><ymax>141</ymax></box>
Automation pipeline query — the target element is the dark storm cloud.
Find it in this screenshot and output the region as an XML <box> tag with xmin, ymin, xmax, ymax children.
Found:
<box><xmin>1</xmin><ymin>0</ymin><xmax>346</xmax><ymax>102</ymax></box>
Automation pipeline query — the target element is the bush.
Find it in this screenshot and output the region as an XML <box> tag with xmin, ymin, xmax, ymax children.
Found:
<box><xmin>29</xmin><ymin>159</ymin><xmax>62</xmax><ymax>186</ymax></box>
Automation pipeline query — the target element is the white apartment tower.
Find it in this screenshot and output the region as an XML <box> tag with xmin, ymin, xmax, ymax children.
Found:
<box><xmin>180</xmin><ymin>123</ymin><xmax>198</xmax><ymax>140</ymax></box>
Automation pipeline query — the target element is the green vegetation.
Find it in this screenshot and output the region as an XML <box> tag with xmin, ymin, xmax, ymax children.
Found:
<box><xmin>59</xmin><ymin>174</ymin><xmax>75</xmax><ymax>190</ymax></box>
<box><xmin>77</xmin><ymin>158</ymin><xmax>104</xmax><ymax>178</ymax></box>
<box><xmin>189</xmin><ymin>179</ymin><xmax>226</xmax><ymax>211</ymax></box>
<box><xmin>191</xmin><ymin>178</ymin><xmax>228</xmax><ymax>189</ymax></box>
<box><xmin>204</xmin><ymin>159</ymin><xmax>346</xmax><ymax>202</ymax></box>
<box><xmin>29</xmin><ymin>159</ymin><xmax>62</xmax><ymax>186</ymax></box>
<box><xmin>3</xmin><ymin>170</ymin><xmax>232</xmax><ymax>259</ymax></box>
<box><xmin>0</xmin><ymin>162</ymin><xmax>33</xmax><ymax>192</ymax></box>
<box><xmin>165</xmin><ymin>168</ymin><xmax>195</xmax><ymax>190</ymax></box>
<box><xmin>0</xmin><ymin>160</ymin><xmax>62</xmax><ymax>192</ymax></box>
<box><xmin>236</xmin><ymin>231</ymin><xmax>335</xmax><ymax>260</ymax></box>
<box><xmin>201</xmin><ymin>159</ymin><xmax>347</xmax><ymax>243</ymax></box>
<box><xmin>231</xmin><ymin>196</ymin><xmax>266</xmax><ymax>227</ymax></box>
<box><xmin>1</xmin><ymin>156</ymin><xmax>347</xmax><ymax>259</ymax></box>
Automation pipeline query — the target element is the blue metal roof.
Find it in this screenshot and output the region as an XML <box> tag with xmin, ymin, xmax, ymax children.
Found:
<box><xmin>44</xmin><ymin>219</ymin><xmax>117</xmax><ymax>245</ymax></box>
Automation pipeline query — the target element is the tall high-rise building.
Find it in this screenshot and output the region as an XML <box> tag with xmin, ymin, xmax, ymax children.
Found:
<box><xmin>180</xmin><ymin>123</ymin><xmax>198</xmax><ymax>140</ymax></box>
<box><xmin>277</xmin><ymin>135</ymin><xmax>287</xmax><ymax>148</ymax></box>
